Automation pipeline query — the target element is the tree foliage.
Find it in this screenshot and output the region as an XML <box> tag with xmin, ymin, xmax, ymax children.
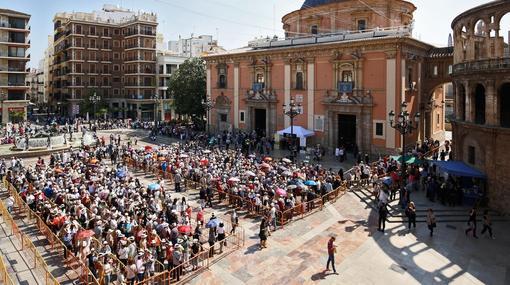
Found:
<box><xmin>79</xmin><ymin>90</ymin><xmax>108</xmax><ymax>117</ymax></box>
<box><xmin>168</xmin><ymin>58</ymin><xmax>206</xmax><ymax>117</ymax></box>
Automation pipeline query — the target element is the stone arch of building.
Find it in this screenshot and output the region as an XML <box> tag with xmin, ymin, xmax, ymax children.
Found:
<box><xmin>452</xmin><ymin>1</ymin><xmax>510</xmax><ymax>62</ymax></box>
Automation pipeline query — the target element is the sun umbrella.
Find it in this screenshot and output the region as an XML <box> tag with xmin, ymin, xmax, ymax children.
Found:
<box><xmin>276</xmin><ymin>188</ymin><xmax>287</xmax><ymax>196</ymax></box>
<box><xmin>116</xmin><ymin>169</ymin><xmax>127</xmax><ymax>178</ymax></box>
<box><xmin>287</xmin><ymin>185</ymin><xmax>297</xmax><ymax>190</ymax></box>
<box><xmin>177</xmin><ymin>225</ymin><xmax>192</xmax><ymax>234</ymax></box>
<box><xmin>282</xmin><ymin>158</ymin><xmax>292</xmax><ymax>163</ymax></box>
<box><xmin>260</xmin><ymin>163</ymin><xmax>271</xmax><ymax>169</ymax></box>
<box><xmin>282</xmin><ymin>171</ymin><xmax>292</xmax><ymax>176</ymax></box>
<box><xmin>148</xmin><ymin>183</ymin><xmax>161</xmax><ymax>191</ymax></box>
<box><xmin>244</xmin><ymin>170</ymin><xmax>256</xmax><ymax>177</ymax></box>
<box><xmin>304</xmin><ymin>180</ymin><xmax>317</xmax><ymax>186</ymax></box>
<box><xmin>89</xmin><ymin>158</ymin><xmax>98</xmax><ymax>164</ymax></box>
<box><xmin>158</xmin><ymin>157</ymin><xmax>167</xmax><ymax>161</ymax></box>
<box><xmin>179</xmin><ymin>154</ymin><xmax>189</xmax><ymax>158</ymax></box>
<box><xmin>200</xmin><ymin>159</ymin><xmax>209</xmax><ymax>166</ymax></box>
<box><xmin>145</xmin><ymin>146</ymin><xmax>153</xmax><ymax>152</ymax></box>
<box><xmin>264</xmin><ymin>157</ymin><xmax>273</xmax><ymax>162</ymax></box>
<box><xmin>228</xmin><ymin>177</ymin><xmax>240</xmax><ymax>183</ymax></box>
<box><xmin>206</xmin><ymin>218</ymin><xmax>220</xmax><ymax>228</ymax></box>
<box><xmin>381</xmin><ymin>176</ymin><xmax>393</xmax><ymax>186</ymax></box>
<box><xmin>54</xmin><ymin>168</ymin><xmax>64</xmax><ymax>174</ymax></box>
<box><xmin>203</xmin><ymin>150</ymin><xmax>211</xmax><ymax>154</ymax></box>
<box><xmin>75</xmin><ymin>229</ymin><xmax>95</xmax><ymax>240</ymax></box>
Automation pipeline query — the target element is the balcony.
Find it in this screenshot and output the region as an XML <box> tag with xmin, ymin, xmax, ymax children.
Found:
<box><xmin>0</xmin><ymin>66</ymin><xmax>28</xmax><ymax>73</ymax></box>
<box><xmin>125</xmin><ymin>30</ymin><xmax>156</xmax><ymax>38</ymax></box>
<box><xmin>0</xmin><ymin>22</ymin><xmax>29</xmax><ymax>32</ymax></box>
<box><xmin>322</xmin><ymin>89</ymin><xmax>373</xmax><ymax>105</ymax></box>
<box><xmin>124</xmin><ymin>43</ymin><xmax>156</xmax><ymax>50</ymax></box>
<box><xmin>453</xmin><ymin>57</ymin><xmax>510</xmax><ymax>75</ymax></box>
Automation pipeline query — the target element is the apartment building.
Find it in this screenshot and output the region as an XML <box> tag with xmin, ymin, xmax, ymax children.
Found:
<box><xmin>156</xmin><ymin>49</ymin><xmax>187</xmax><ymax>121</ymax></box>
<box><xmin>168</xmin><ymin>34</ymin><xmax>223</xmax><ymax>58</ymax></box>
<box><xmin>0</xmin><ymin>8</ymin><xmax>30</xmax><ymax>123</ymax></box>
<box><xmin>50</xmin><ymin>5</ymin><xmax>158</xmax><ymax>120</ymax></box>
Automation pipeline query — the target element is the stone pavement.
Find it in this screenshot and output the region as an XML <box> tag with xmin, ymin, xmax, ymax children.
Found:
<box><xmin>8</xmin><ymin>128</ymin><xmax>510</xmax><ymax>285</ymax></box>
<box><xmin>0</xmin><ymin>194</ymin><xmax>80</xmax><ymax>284</ymax></box>
<box><xmin>0</xmin><ymin>215</ymin><xmax>43</xmax><ymax>285</ymax></box>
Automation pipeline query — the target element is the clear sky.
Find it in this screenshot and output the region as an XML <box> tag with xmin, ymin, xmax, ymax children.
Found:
<box><xmin>1</xmin><ymin>0</ymin><xmax>495</xmax><ymax>68</ymax></box>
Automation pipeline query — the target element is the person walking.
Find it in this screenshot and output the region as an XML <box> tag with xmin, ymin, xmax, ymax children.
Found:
<box><xmin>481</xmin><ymin>210</ymin><xmax>495</xmax><ymax>239</ymax></box>
<box><xmin>259</xmin><ymin>217</ymin><xmax>269</xmax><ymax>249</ymax></box>
<box><xmin>230</xmin><ymin>209</ymin><xmax>239</xmax><ymax>234</ymax></box>
<box><xmin>465</xmin><ymin>207</ymin><xmax>478</xmax><ymax>238</ymax></box>
<box><xmin>326</xmin><ymin>236</ymin><xmax>337</xmax><ymax>274</ymax></box>
<box><xmin>405</xmin><ymin>201</ymin><xmax>417</xmax><ymax>230</ymax></box>
<box><xmin>427</xmin><ymin>208</ymin><xmax>436</xmax><ymax>237</ymax></box>
<box><xmin>378</xmin><ymin>203</ymin><xmax>388</xmax><ymax>232</ymax></box>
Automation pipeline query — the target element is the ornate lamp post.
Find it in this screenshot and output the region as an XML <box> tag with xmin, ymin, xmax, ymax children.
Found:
<box><xmin>388</xmin><ymin>101</ymin><xmax>420</xmax><ymax>186</ymax></box>
<box><xmin>90</xmin><ymin>91</ymin><xmax>101</xmax><ymax>121</ymax></box>
<box><xmin>152</xmin><ymin>94</ymin><xmax>162</xmax><ymax>125</ymax></box>
<box><xmin>283</xmin><ymin>96</ymin><xmax>302</xmax><ymax>161</ymax></box>
<box><xmin>202</xmin><ymin>95</ymin><xmax>215</xmax><ymax>134</ymax></box>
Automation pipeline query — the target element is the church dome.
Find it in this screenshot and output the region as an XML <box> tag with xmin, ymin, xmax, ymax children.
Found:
<box><xmin>301</xmin><ymin>0</ymin><xmax>345</xmax><ymax>9</ymax></box>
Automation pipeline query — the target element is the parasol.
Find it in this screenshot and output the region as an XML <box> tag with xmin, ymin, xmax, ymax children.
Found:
<box><xmin>158</xmin><ymin>157</ymin><xmax>167</xmax><ymax>161</ymax></box>
<box><xmin>276</xmin><ymin>188</ymin><xmax>287</xmax><ymax>196</ymax></box>
<box><xmin>145</xmin><ymin>146</ymin><xmax>153</xmax><ymax>152</ymax></box>
<box><xmin>259</xmin><ymin>163</ymin><xmax>271</xmax><ymax>169</ymax></box>
<box><xmin>206</xmin><ymin>218</ymin><xmax>220</xmax><ymax>228</ymax></box>
<box><xmin>148</xmin><ymin>183</ymin><xmax>161</xmax><ymax>191</ymax></box>
<box><xmin>287</xmin><ymin>185</ymin><xmax>298</xmax><ymax>190</ymax></box>
<box><xmin>200</xmin><ymin>159</ymin><xmax>209</xmax><ymax>166</ymax></box>
<box><xmin>282</xmin><ymin>158</ymin><xmax>292</xmax><ymax>163</ymax></box>
<box><xmin>177</xmin><ymin>225</ymin><xmax>192</xmax><ymax>234</ymax></box>
<box><xmin>89</xmin><ymin>158</ymin><xmax>98</xmax><ymax>164</ymax></box>
<box><xmin>75</xmin><ymin>229</ymin><xmax>95</xmax><ymax>240</ymax></box>
<box><xmin>203</xmin><ymin>150</ymin><xmax>211</xmax><ymax>154</ymax></box>
<box><xmin>304</xmin><ymin>180</ymin><xmax>318</xmax><ymax>186</ymax></box>
<box><xmin>228</xmin><ymin>177</ymin><xmax>240</xmax><ymax>183</ymax></box>
<box><xmin>116</xmin><ymin>169</ymin><xmax>127</xmax><ymax>178</ymax></box>
<box><xmin>54</xmin><ymin>168</ymin><xmax>64</xmax><ymax>174</ymax></box>
<box><xmin>244</xmin><ymin>170</ymin><xmax>256</xmax><ymax>177</ymax></box>
<box><xmin>179</xmin><ymin>154</ymin><xmax>189</xmax><ymax>158</ymax></box>
<box><xmin>263</xmin><ymin>157</ymin><xmax>273</xmax><ymax>162</ymax></box>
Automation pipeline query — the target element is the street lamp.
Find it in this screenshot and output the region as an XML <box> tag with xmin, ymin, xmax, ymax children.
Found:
<box><xmin>90</xmin><ymin>91</ymin><xmax>101</xmax><ymax>121</ymax></box>
<box><xmin>283</xmin><ymin>97</ymin><xmax>302</xmax><ymax>161</ymax></box>
<box><xmin>388</xmin><ymin>101</ymin><xmax>420</xmax><ymax>186</ymax></box>
<box><xmin>202</xmin><ymin>95</ymin><xmax>214</xmax><ymax>134</ymax></box>
<box><xmin>152</xmin><ymin>94</ymin><xmax>162</xmax><ymax>125</ymax></box>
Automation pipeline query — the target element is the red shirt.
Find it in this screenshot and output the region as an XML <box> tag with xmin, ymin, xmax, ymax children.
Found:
<box><xmin>328</xmin><ymin>239</ymin><xmax>335</xmax><ymax>255</ymax></box>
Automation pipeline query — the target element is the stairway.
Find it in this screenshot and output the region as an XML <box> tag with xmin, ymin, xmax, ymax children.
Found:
<box><xmin>349</xmin><ymin>183</ymin><xmax>507</xmax><ymax>224</ymax></box>
<box><xmin>0</xmin><ymin>191</ymin><xmax>81</xmax><ymax>285</ymax></box>
<box><xmin>0</xmin><ymin>214</ymin><xmax>43</xmax><ymax>285</ymax></box>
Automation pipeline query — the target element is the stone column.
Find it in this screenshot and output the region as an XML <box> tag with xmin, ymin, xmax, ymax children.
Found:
<box><xmin>385</xmin><ymin>53</ymin><xmax>397</xmax><ymax>149</ymax></box>
<box><xmin>307</xmin><ymin>60</ymin><xmax>315</xmax><ymax>131</ymax></box>
<box><xmin>284</xmin><ymin>62</ymin><xmax>291</xmax><ymax>128</ymax></box>
<box><xmin>485</xmin><ymin>80</ymin><xmax>497</xmax><ymax>126</ymax></box>
<box><xmin>233</xmin><ymin>63</ymin><xmax>240</xmax><ymax>128</ymax></box>
<box><xmin>465</xmin><ymin>82</ymin><xmax>473</xmax><ymax>122</ymax></box>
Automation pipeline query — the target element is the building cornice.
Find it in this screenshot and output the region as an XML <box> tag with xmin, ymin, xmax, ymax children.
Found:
<box><xmin>205</xmin><ymin>37</ymin><xmax>433</xmax><ymax>63</ymax></box>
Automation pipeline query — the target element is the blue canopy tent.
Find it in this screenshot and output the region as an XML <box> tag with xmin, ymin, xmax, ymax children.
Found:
<box><xmin>428</xmin><ymin>160</ymin><xmax>486</xmax><ymax>206</ymax></box>
<box><xmin>428</xmin><ymin>160</ymin><xmax>486</xmax><ymax>178</ymax></box>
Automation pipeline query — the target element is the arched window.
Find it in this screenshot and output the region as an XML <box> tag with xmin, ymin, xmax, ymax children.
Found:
<box><xmin>219</xmin><ymin>74</ymin><xmax>226</xmax><ymax>89</ymax></box>
<box><xmin>500</xmin><ymin>83</ymin><xmax>510</xmax><ymax>127</ymax></box>
<box><xmin>310</xmin><ymin>25</ymin><xmax>318</xmax><ymax>35</ymax></box>
<box><xmin>474</xmin><ymin>84</ymin><xmax>485</xmax><ymax>124</ymax></box>
<box><xmin>296</xmin><ymin>72</ymin><xmax>304</xmax><ymax>90</ymax></box>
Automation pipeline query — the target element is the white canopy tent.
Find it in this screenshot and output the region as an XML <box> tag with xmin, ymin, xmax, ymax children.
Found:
<box><xmin>277</xmin><ymin>126</ymin><xmax>315</xmax><ymax>147</ymax></box>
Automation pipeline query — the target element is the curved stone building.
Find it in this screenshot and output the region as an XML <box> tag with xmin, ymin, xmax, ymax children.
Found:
<box><xmin>451</xmin><ymin>0</ymin><xmax>510</xmax><ymax>212</ymax></box>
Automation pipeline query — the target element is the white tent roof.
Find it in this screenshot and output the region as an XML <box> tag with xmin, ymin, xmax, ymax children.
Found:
<box><xmin>277</xmin><ymin>126</ymin><xmax>315</xmax><ymax>138</ymax></box>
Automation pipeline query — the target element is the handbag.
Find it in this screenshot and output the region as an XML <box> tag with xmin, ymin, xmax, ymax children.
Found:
<box><xmin>432</xmin><ymin>222</ymin><xmax>437</xmax><ymax>228</ymax></box>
